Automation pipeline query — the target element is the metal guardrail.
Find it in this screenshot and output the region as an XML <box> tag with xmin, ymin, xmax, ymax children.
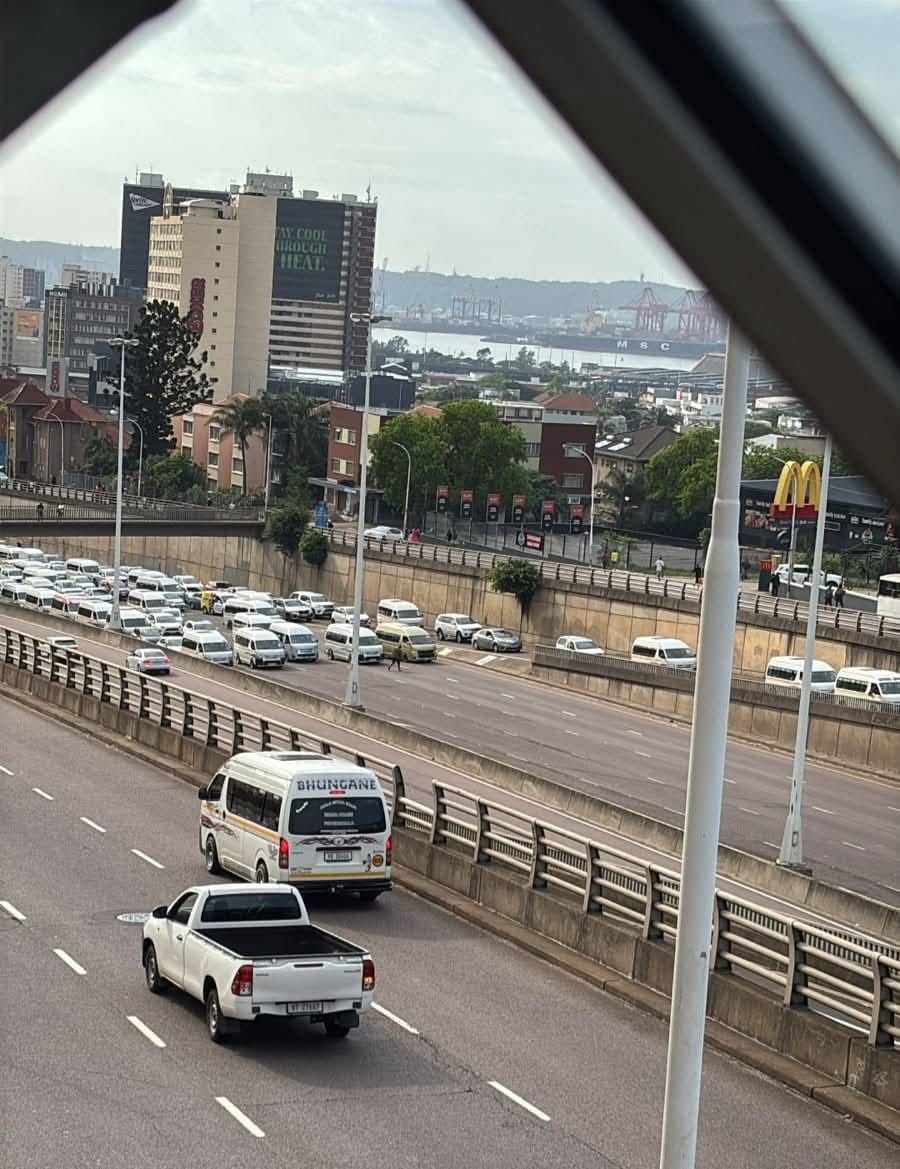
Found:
<box><xmin>535</xmin><ymin>644</ymin><xmax>900</xmax><ymax>718</ymax></box>
<box><xmin>1</xmin><ymin>479</ymin><xmax>262</xmax><ymax>522</ymax></box>
<box><xmin>328</xmin><ymin>529</ymin><xmax>900</xmax><ymax>640</ymax></box>
<box><xmin>1</xmin><ymin>623</ymin><xmax>897</xmax><ymax>1048</ymax></box>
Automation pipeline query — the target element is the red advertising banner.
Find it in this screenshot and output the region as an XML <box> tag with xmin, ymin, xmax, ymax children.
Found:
<box><xmin>541</xmin><ymin>499</ymin><xmax>556</xmax><ymax>515</ymax></box>
<box><xmin>436</xmin><ymin>484</ymin><xmax>449</xmax><ymax>513</ymax></box>
<box><xmin>460</xmin><ymin>488</ymin><xmax>473</xmax><ymax>519</ymax></box>
<box><xmin>525</xmin><ymin>531</ymin><xmax>545</xmax><ymax>550</ymax></box>
<box><xmin>570</xmin><ymin>503</ymin><xmax>585</xmax><ymax>519</ymax></box>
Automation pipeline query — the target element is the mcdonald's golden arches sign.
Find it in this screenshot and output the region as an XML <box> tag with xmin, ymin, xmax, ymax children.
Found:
<box><xmin>769</xmin><ymin>460</ymin><xmax>822</xmax><ymax>520</ymax></box>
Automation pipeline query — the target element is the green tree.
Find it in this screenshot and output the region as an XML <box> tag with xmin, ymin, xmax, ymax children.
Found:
<box><xmin>488</xmin><ymin>557</ymin><xmax>541</xmax><ymax>616</ymax></box>
<box><xmin>515</xmin><ymin>347</ymin><xmax>536</xmax><ymax>368</ymax></box>
<box><xmin>213</xmin><ymin>397</ymin><xmax>266</xmax><ymax>493</ymax></box>
<box><xmin>440</xmin><ymin>398</ymin><xmax>526</xmax><ymax>509</ymax></box>
<box><xmin>369</xmin><ymin>412</ymin><xmax>449</xmax><ymax>519</ymax></box>
<box><xmin>475</xmin><ymin>347</ymin><xmax>493</xmax><ymax>363</ymax></box>
<box><xmin>300</xmin><ymin>528</ymin><xmax>328</xmax><ymax>567</ymax></box>
<box><xmin>741</xmin><ymin>445</ymin><xmax>822</xmax><ymax>481</ymax></box>
<box><xmin>268</xmin><ymin>502</ymin><xmax>310</xmax><ymax>557</ymax></box>
<box><xmin>645</xmin><ymin>429</ymin><xmax>719</xmax><ymax>523</ymax></box>
<box><xmin>141</xmin><ymin>452</ymin><xmax>206</xmax><ymax>500</ymax></box>
<box><xmin>261</xmin><ymin>391</ymin><xmax>328</xmax><ymax>481</ymax></box>
<box><xmin>81</xmin><ymin>433</ymin><xmax>117</xmax><ymax>478</ymax></box>
<box><xmin>599</xmin><ymin>467</ymin><xmax>646</xmax><ymax>525</ymax></box>
<box><xmin>124</xmin><ymin>299</ymin><xmax>213</xmax><ymax>456</ymax></box>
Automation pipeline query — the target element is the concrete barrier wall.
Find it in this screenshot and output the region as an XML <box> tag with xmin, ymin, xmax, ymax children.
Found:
<box><xmin>530</xmin><ymin>652</ymin><xmax>900</xmax><ymax>781</ymax></box>
<box><xmin>394</xmin><ymin>827</ymin><xmax>899</xmax><ymax>1113</ymax></box>
<box><xmin>15</xmin><ymin>528</ymin><xmax>900</xmax><ymax>672</ymax></box>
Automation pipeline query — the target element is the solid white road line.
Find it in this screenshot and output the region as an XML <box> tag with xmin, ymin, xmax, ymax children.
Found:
<box><xmin>812</xmin><ymin>806</ymin><xmax>836</xmax><ymax>816</ymax></box>
<box><xmin>842</xmin><ymin>841</ymin><xmax>866</xmax><ymax>851</ymax></box>
<box><xmin>131</xmin><ymin>848</ymin><xmax>165</xmax><ymax>869</ymax></box>
<box><xmin>475</xmin><ymin>655</ymin><xmax>496</xmax><ymax>666</ymax></box>
<box><xmin>127</xmin><ymin>1015</ymin><xmax>167</xmax><ymax>1048</ymax></box>
<box><xmin>32</xmin><ymin>787</ymin><xmax>54</xmax><ymax>801</ymax></box>
<box><xmin>372</xmin><ymin>1002</ymin><xmax>420</xmax><ymax>1035</ymax></box>
<box><xmin>489</xmin><ymin>1080</ymin><xmax>550</xmax><ymax>1122</ymax></box>
<box><xmin>53</xmin><ymin>948</ymin><xmax>86</xmax><ymax>976</ymax></box>
<box><xmin>80</xmin><ymin>816</ymin><xmax>107</xmax><ymax>834</ymax></box>
<box><xmin>763</xmin><ymin>841</ymin><xmax>779</xmax><ymax>850</ymax></box>
<box><xmin>0</xmin><ymin>900</ymin><xmax>26</xmax><ymax>922</ymax></box>
<box><xmin>215</xmin><ymin>1096</ymin><xmax>265</xmax><ymax>1139</ymax></box>
<box><xmin>0</xmin><ymin>763</ymin><xmax>14</xmax><ymax>776</ymax></box>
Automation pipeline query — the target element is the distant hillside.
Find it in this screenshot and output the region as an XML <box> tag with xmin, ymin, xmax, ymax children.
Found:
<box><xmin>380</xmin><ymin>270</ymin><xmax>688</xmax><ymax>319</ymax></box>
<box><xmin>0</xmin><ymin>239</ymin><xmax>120</xmax><ymax>286</ymax></box>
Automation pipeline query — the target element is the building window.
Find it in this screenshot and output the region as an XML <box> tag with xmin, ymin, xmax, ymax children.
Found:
<box><xmin>331</xmin><ymin>458</ymin><xmax>341</xmax><ymax>473</ymax></box>
<box><xmin>523</xmin><ymin>442</ymin><xmax>541</xmax><ymax>458</ymax></box>
<box><xmin>232</xmin><ymin>455</ymin><xmax>243</xmax><ymax>473</ymax></box>
<box><xmin>208</xmin><ymin>452</ymin><xmax>219</xmax><ymax>468</ymax></box>
<box><xmin>182</xmin><ymin>418</ymin><xmax>193</xmax><ymax>435</ymax></box>
<box><xmin>209</xmin><ymin>424</ymin><xmax>220</xmax><ymax>442</ymax></box>
<box><xmin>216</xmin><ymin>245</ymin><xmax>221</xmax><ymax>251</ymax></box>
<box><xmin>562</xmin><ymin>473</ymin><xmax>584</xmax><ymax>489</ymax></box>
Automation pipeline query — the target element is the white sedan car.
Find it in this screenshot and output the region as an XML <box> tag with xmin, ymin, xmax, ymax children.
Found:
<box><xmin>556</xmin><ymin>635</ymin><xmax>605</xmax><ymax>656</ymax></box>
<box><xmin>364</xmin><ymin>525</ymin><xmax>405</xmax><ymax>542</ymax></box>
<box><xmin>331</xmin><ymin>605</ymin><xmax>371</xmax><ymax>627</ymax></box>
<box><xmin>125</xmin><ymin>647</ymin><xmax>171</xmax><ymax>675</ymax></box>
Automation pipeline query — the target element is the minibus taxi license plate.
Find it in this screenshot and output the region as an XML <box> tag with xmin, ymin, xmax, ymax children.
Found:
<box><xmin>287</xmin><ymin>1000</ymin><xmax>322</xmax><ymax>1014</ymax></box>
<box><xmin>325</xmin><ymin>849</ymin><xmax>352</xmax><ymax>863</ymax></box>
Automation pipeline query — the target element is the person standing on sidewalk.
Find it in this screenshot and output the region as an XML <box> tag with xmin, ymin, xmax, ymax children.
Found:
<box><xmin>655</xmin><ymin>556</ymin><xmax>665</xmax><ymax>579</ymax></box>
<box><xmin>835</xmin><ymin>582</ymin><xmax>846</xmax><ymax>608</ymax></box>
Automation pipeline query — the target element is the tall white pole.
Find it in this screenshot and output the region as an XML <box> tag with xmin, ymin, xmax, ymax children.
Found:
<box><xmin>109</xmin><ymin>342</ymin><xmax>127</xmax><ymax>631</ymax></box>
<box><xmin>134</xmin><ymin>421</ymin><xmax>144</xmax><ymax>498</ymax></box>
<box><xmin>345</xmin><ymin>323</ymin><xmax>373</xmax><ymax>710</ymax></box>
<box><xmin>589</xmin><ymin>453</ymin><xmax>597</xmax><ymax>565</ymax></box>
<box><xmin>778</xmin><ymin>434</ymin><xmax>832</xmax><ymax>867</ymax></box>
<box><xmin>786</xmin><ymin>496</ymin><xmax>797</xmax><ymax>594</ymax></box>
<box><xmin>659</xmin><ymin>324</ymin><xmax>749</xmax><ymax>1169</ymax></box>
<box><xmin>263</xmin><ymin>414</ymin><xmax>274</xmax><ymax>511</ymax></box>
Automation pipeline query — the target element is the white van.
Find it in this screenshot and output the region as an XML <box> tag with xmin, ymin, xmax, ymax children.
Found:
<box><xmin>764</xmin><ymin>655</ymin><xmax>837</xmax><ymax>692</ymax></box>
<box><xmin>197</xmin><ymin>750</ymin><xmax>392</xmax><ymax>899</ymax></box>
<box><xmin>23</xmin><ymin>586</ymin><xmax>56</xmax><ymax>612</ymax></box>
<box><xmin>0</xmin><ymin>580</ymin><xmax>30</xmax><ymax>604</ymax></box>
<box><xmin>270</xmin><ymin>621</ymin><xmax>319</xmax><ymax>662</ymax></box>
<box><xmin>231</xmin><ymin>611</ymin><xmax>275</xmax><ymax>635</ymax></box>
<box><xmin>75</xmin><ymin>599</ymin><xmax>114</xmax><ymax>627</ymax></box>
<box><xmin>118</xmin><ymin>606</ymin><xmax>163</xmax><ymax>642</ymax></box>
<box><xmin>833</xmin><ymin>667</ymin><xmax>900</xmax><ymax>705</ymax></box>
<box><xmin>376</xmin><ymin>598</ymin><xmax>425</xmax><ymax>626</ymax></box>
<box><xmin>324</xmin><ymin>622</ymin><xmax>384</xmax><ymax>663</ymax></box>
<box><xmin>135</xmin><ymin>575</ymin><xmax>186</xmax><ymax>609</ymax></box>
<box><xmin>127</xmin><ymin>589</ymin><xmax>171</xmax><ymax>614</ymax></box>
<box><xmin>631</xmin><ymin>636</ymin><xmax>697</xmax><ymax>671</ymax></box>
<box><xmin>66</xmin><ymin>557</ymin><xmax>101</xmax><ymax>578</ymax></box>
<box><xmin>223</xmin><ymin>595</ymin><xmax>276</xmax><ymax>628</ymax></box>
<box><xmin>180</xmin><ymin>630</ymin><xmax>234</xmax><ymax>666</ymax></box>
<box><xmin>232</xmin><ymin>628</ymin><xmax>286</xmax><ymax>669</ymax></box>
<box><xmin>51</xmin><ymin>593</ymin><xmax>87</xmax><ymax>619</ymax></box>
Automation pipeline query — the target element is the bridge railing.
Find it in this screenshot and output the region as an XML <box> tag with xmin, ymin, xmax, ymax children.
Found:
<box><xmin>2</xmin><ymin>478</ymin><xmax>262</xmax><ymax>521</ymax></box>
<box><xmin>327</xmin><ymin>529</ymin><xmax>900</xmax><ymax>639</ymax></box>
<box><xmin>1</xmin><ymin>622</ymin><xmax>897</xmax><ymax>1048</ymax></box>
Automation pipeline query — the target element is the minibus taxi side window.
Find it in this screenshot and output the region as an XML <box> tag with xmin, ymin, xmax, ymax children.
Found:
<box><xmin>206</xmin><ymin>772</ymin><xmax>226</xmax><ymax>802</ymax></box>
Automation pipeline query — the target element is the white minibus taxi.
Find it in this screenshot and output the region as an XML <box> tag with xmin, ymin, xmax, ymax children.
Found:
<box><xmin>764</xmin><ymin>655</ymin><xmax>837</xmax><ymax>692</ymax></box>
<box><xmin>198</xmin><ymin>751</ymin><xmax>392</xmax><ymax>900</ymax></box>
<box><xmin>66</xmin><ymin>557</ymin><xmax>101</xmax><ymax>577</ymax></box>
<box><xmin>834</xmin><ymin>667</ymin><xmax>900</xmax><ymax>705</ymax></box>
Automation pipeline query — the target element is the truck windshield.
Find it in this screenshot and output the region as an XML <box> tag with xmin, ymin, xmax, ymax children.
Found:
<box><xmin>289</xmin><ymin>796</ymin><xmax>386</xmax><ymax>835</ymax></box>
<box><xmin>201</xmin><ymin>891</ymin><xmax>302</xmax><ymax>922</ymax></box>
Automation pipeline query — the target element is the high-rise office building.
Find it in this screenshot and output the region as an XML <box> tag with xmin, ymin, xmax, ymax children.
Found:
<box><xmin>146</xmin><ymin>173</ymin><xmax>376</xmax><ymax>400</ymax></box>
<box><xmin>21</xmin><ymin>267</ymin><xmax>45</xmax><ymax>303</ymax></box>
<box><xmin>119</xmin><ymin>172</ymin><xmax>230</xmax><ymax>291</ymax></box>
<box><xmin>43</xmin><ymin>281</ymin><xmax>143</xmax><ymax>373</ymax></box>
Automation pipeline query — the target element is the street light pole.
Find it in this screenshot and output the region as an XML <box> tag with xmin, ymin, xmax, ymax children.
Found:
<box><xmin>345</xmin><ymin>312</ymin><xmax>391</xmax><ymax>710</ymax></box>
<box><xmin>263</xmin><ymin>413</ymin><xmax>274</xmax><ymax>512</ymax></box>
<box><xmin>392</xmin><ymin>441</ymin><xmax>412</xmax><ymax>534</ymax></box>
<box><xmin>778</xmin><ymin>433</ymin><xmax>833</xmax><ymax>868</ymax></box>
<box><xmin>131</xmin><ymin>419</ymin><xmax>145</xmax><ymax>498</ymax></box>
<box><xmin>108</xmin><ymin>337</ymin><xmax>138</xmax><ymax>630</ymax></box>
<box><xmin>54</xmin><ymin>416</ymin><xmax>65</xmax><ymax>486</ymax></box>
<box><xmin>564</xmin><ymin>443</ymin><xmax>597</xmax><ymax>564</ymax></box>
<box><xmin>659</xmin><ymin>324</ymin><xmax>749</xmax><ymax>1169</ymax></box>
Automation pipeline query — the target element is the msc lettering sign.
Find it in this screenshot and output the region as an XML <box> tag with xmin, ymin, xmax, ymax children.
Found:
<box><xmin>186</xmin><ymin>277</ymin><xmax>205</xmax><ymax>337</ymax></box>
<box><xmin>770</xmin><ymin>460</ymin><xmax>821</xmax><ymax>520</ymax></box>
<box><xmin>272</xmin><ymin>199</ymin><xmax>345</xmax><ymax>302</ymax></box>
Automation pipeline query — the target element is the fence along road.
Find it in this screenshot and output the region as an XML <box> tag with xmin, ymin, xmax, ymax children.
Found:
<box><xmin>329</xmin><ymin>529</ymin><xmax>900</xmax><ymax>639</ymax></box>
<box><xmin>1</xmin><ymin>606</ymin><xmax>897</xmax><ymax>911</ymax></box>
<box><xmin>1</xmin><ymin>703</ymin><xmax>890</xmax><ymax>1169</ymax></box>
<box><xmin>2</xmin><ymin>623</ymin><xmax>898</xmax><ymax>1055</ymax></box>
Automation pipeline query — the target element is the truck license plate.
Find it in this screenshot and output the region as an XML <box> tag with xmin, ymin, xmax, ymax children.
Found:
<box><xmin>287</xmin><ymin>1001</ymin><xmax>322</xmax><ymax>1014</ymax></box>
<box><xmin>324</xmin><ymin>850</ymin><xmax>352</xmax><ymax>863</ymax></box>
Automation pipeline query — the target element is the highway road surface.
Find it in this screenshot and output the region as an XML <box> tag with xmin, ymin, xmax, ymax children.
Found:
<box><xmin>1</xmin><ymin>701</ymin><xmax>895</xmax><ymax>1169</ymax></box>
<box><xmin>2</xmin><ymin>606</ymin><xmax>898</xmax><ymax>905</ymax></box>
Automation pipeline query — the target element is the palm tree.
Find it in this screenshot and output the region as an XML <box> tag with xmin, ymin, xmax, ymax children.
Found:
<box><xmin>213</xmin><ymin>397</ymin><xmax>265</xmax><ymax>494</ymax></box>
<box><xmin>260</xmin><ymin>391</ymin><xmax>328</xmax><ymax>481</ymax></box>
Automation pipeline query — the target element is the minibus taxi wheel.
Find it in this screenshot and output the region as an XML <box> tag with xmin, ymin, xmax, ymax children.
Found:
<box><xmin>327</xmin><ymin>647</ymin><xmax>335</xmax><ymax>660</ymax></box>
<box><xmin>205</xmin><ymin>836</ymin><xmax>221</xmax><ymax>874</ymax></box>
<box><xmin>255</xmin><ymin>862</ymin><xmax>268</xmax><ymax>884</ymax></box>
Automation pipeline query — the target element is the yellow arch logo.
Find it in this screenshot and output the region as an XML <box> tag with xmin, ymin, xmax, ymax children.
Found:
<box><xmin>770</xmin><ymin>460</ymin><xmax>821</xmax><ymax>519</ymax></box>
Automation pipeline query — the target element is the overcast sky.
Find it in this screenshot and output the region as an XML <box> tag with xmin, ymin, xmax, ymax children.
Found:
<box><xmin>0</xmin><ymin>0</ymin><xmax>896</xmax><ymax>284</ymax></box>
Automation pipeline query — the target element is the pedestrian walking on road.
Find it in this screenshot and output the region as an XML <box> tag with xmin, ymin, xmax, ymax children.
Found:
<box><xmin>36</xmin><ymin>501</ymin><xmax>44</xmax><ymax>521</ymax></box>
<box><xmin>655</xmin><ymin>557</ymin><xmax>665</xmax><ymax>580</ymax></box>
<box><xmin>740</xmin><ymin>557</ymin><xmax>751</xmax><ymax>580</ymax></box>
<box><xmin>824</xmin><ymin>581</ymin><xmax>835</xmax><ymax>608</ymax></box>
<box><xmin>56</xmin><ymin>503</ymin><xmax>64</xmax><ymax>520</ymax></box>
<box><xmin>835</xmin><ymin>583</ymin><xmax>846</xmax><ymax>608</ymax></box>
<box><xmin>387</xmin><ymin>645</ymin><xmax>402</xmax><ymax>671</ymax></box>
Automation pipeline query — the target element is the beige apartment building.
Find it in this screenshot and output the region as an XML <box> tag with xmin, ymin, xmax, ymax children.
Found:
<box><xmin>147</xmin><ymin>173</ymin><xmax>376</xmax><ymax>404</ymax></box>
<box><xmin>171</xmin><ymin>397</ymin><xmax>267</xmax><ymax>495</ymax></box>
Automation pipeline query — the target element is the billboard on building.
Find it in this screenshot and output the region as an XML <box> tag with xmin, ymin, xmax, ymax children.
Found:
<box><xmin>14</xmin><ymin>310</ymin><xmax>41</xmax><ymax>338</ymax></box>
<box><xmin>272</xmin><ymin>199</ymin><xmax>345</xmax><ymax>303</ymax></box>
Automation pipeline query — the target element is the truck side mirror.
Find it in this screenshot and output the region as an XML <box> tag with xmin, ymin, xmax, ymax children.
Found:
<box><xmin>197</xmin><ymin>786</ymin><xmax>207</xmax><ymax>800</ymax></box>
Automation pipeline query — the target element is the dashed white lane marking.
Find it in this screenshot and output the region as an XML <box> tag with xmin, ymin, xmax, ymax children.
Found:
<box><xmin>763</xmin><ymin>841</ymin><xmax>779</xmax><ymax>850</ymax></box>
<box><xmin>443</xmin><ymin>712</ymin><xmax>457</xmax><ymax>719</ymax></box>
<box><xmin>626</xmin><ymin>730</ymin><xmax>644</xmax><ymax>737</ymax></box>
<box><xmin>724</xmin><ymin>778</ymin><xmax>737</xmax><ymax>786</ymax></box>
<box><xmin>842</xmin><ymin>841</ymin><xmax>866</xmax><ymax>852</ymax></box>
<box><xmin>646</xmin><ymin>777</ymin><xmax>666</xmax><ymax>785</ymax></box>
<box><xmin>737</xmin><ymin>806</ymin><xmax>761</xmax><ymax>817</ymax></box>
<box><xmin>562</xmin><ymin>711</ymin><xmax>577</xmax><ymax>718</ymax></box>
<box><xmin>887</xmin><ymin>807</ymin><xmax>900</xmax><ymax>814</ymax></box>
<box><xmin>131</xmin><ymin>848</ymin><xmax>165</xmax><ymax>869</ymax></box>
<box><xmin>439</xmin><ymin>648</ymin><xmax>452</xmax><ymax>657</ymax></box>
<box><xmin>32</xmin><ymin>787</ymin><xmax>54</xmax><ymax>801</ymax></box>
<box><xmin>475</xmin><ymin>655</ymin><xmax>496</xmax><ymax>666</ymax></box>
<box><xmin>446</xmin><ymin>693</ymin><xmax>460</xmax><ymax>700</ymax></box>
<box><xmin>80</xmin><ymin>816</ymin><xmax>107</xmax><ymax>834</ymax></box>
<box><xmin>489</xmin><ymin>1080</ymin><xmax>550</xmax><ymax>1122</ymax></box>
<box><xmin>127</xmin><ymin>1015</ymin><xmax>167</xmax><ymax>1048</ymax></box>
<box><xmin>564</xmin><ymin>730</ymin><xmax>579</xmax><ymax>736</ymax></box>
<box><xmin>635</xmin><ymin>750</ymin><xmax>652</xmax><ymax>758</ymax></box>
<box><xmin>501</xmin><ymin>693</ymin><xmax>516</xmax><ymax>700</ymax></box>
<box><xmin>372</xmin><ymin>1002</ymin><xmax>420</xmax><ymax>1035</ymax></box>
<box><xmin>0</xmin><ymin>764</ymin><xmax>14</xmax><ymax>776</ymax></box>
<box><xmin>812</xmin><ymin>806</ymin><xmax>835</xmax><ymax>816</ymax></box>
<box><xmin>215</xmin><ymin>1096</ymin><xmax>265</xmax><ymax>1139</ymax></box>
<box><xmin>53</xmin><ymin>948</ymin><xmax>87</xmax><ymax>976</ymax></box>
<box><xmin>0</xmin><ymin>900</ymin><xmax>26</xmax><ymax>922</ymax></box>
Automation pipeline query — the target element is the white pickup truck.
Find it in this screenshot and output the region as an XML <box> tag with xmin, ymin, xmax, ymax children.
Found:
<box><xmin>142</xmin><ymin>883</ymin><xmax>375</xmax><ymax>1043</ymax></box>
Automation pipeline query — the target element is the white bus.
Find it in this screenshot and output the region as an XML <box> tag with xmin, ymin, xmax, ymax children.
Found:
<box><xmin>876</xmin><ymin>574</ymin><xmax>900</xmax><ymax>621</ymax></box>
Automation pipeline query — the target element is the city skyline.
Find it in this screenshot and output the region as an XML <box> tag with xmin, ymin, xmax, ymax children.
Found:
<box><xmin>0</xmin><ymin>0</ymin><xmax>896</xmax><ymax>287</ymax></box>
